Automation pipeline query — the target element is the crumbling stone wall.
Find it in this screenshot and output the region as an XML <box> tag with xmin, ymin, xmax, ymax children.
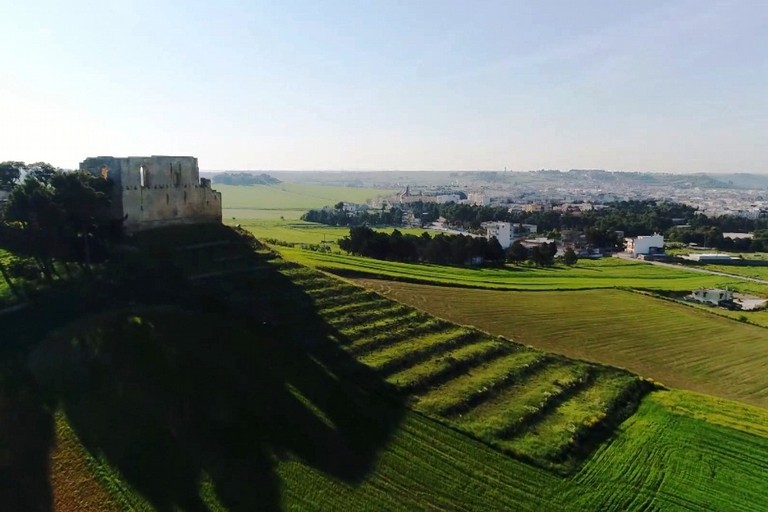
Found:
<box><xmin>80</xmin><ymin>155</ymin><xmax>222</xmax><ymax>231</ymax></box>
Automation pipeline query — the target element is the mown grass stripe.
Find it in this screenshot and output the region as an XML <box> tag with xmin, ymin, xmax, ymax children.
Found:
<box><xmin>362</xmin><ymin>329</ymin><xmax>484</xmax><ymax>375</ymax></box>
<box><xmin>388</xmin><ymin>340</ymin><xmax>512</xmax><ymax>393</ymax></box>
<box><xmin>346</xmin><ymin>319</ymin><xmax>450</xmax><ymax>356</ymax></box>
<box><xmin>419</xmin><ymin>352</ymin><xmax>552</xmax><ymax>417</ymax></box>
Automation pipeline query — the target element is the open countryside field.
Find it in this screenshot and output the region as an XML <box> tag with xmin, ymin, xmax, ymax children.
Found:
<box><xmin>278</xmin><ymin>389</ymin><xmax>768</xmax><ymax>511</ymax></box>
<box><xmin>234</xmin><ymin>220</ymin><xmax>428</xmax><ymax>247</ymax></box>
<box><xmin>701</xmin><ymin>263</ymin><xmax>768</xmax><ymax>281</ymax></box>
<box><xmin>277</xmin><ymin>246</ymin><xmax>768</xmax><ymax>295</ymax></box>
<box><xmin>355</xmin><ymin>279</ymin><xmax>768</xmax><ymax>408</ymax></box>
<box><xmin>48</xmin><ymin>385</ymin><xmax>768</xmax><ymax>511</ymax></box>
<box><xmin>218</xmin><ymin>183</ymin><xmax>395</xmax><ymax>221</ymax></box>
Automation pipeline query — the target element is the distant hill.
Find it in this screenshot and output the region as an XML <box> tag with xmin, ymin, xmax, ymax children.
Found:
<box><xmin>209</xmin><ymin>172</ymin><xmax>281</xmax><ymax>186</ymax></box>
<box><xmin>202</xmin><ymin>170</ymin><xmax>768</xmax><ymax>191</ymax></box>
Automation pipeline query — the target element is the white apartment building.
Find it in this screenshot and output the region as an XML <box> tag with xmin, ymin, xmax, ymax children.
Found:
<box><xmin>624</xmin><ymin>233</ymin><xmax>664</xmax><ymax>257</ymax></box>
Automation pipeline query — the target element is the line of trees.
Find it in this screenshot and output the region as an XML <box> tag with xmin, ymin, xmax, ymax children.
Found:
<box><xmin>337</xmin><ymin>227</ymin><xmax>572</xmax><ymax>268</ymax></box>
<box><xmin>211</xmin><ymin>172</ymin><xmax>281</xmax><ymax>186</ymax></box>
<box><xmin>338</xmin><ymin>227</ymin><xmax>504</xmax><ymax>266</ymax></box>
<box><xmin>0</xmin><ymin>161</ymin><xmax>117</xmax><ymax>299</ymax></box>
<box><xmin>302</xmin><ymin>204</ymin><xmax>404</xmax><ymax>227</ymax></box>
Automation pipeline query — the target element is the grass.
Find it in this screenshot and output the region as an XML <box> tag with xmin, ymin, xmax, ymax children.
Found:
<box><xmin>278</xmin><ymin>245</ymin><xmax>768</xmax><ymax>295</ymax></box>
<box><xmin>277</xmin><ymin>386</ymin><xmax>768</xmax><ymax>511</ymax></box>
<box><xmin>561</xmin><ymin>389</ymin><xmax>768</xmax><ymax>511</ymax></box>
<box><xmin>50</xmin><ymin>412</ymin><xmax>147</xmax><ymax>512</ymax></box>
<box><xmin>699</xmin><ymin>263</ymin><xmax>768</xmax><ymax>281</ymax></box>
<box><xmin>280</xmin><ymin>264</ymin><xmax>650</xmax><ymax>473</ymax></box>
<box><xmin>42</xmin><ymin>381</ymin><xmax>768</xmax><ymax>511</ymax></box>
<box><xmin>5</xmin><ymin>224</ymin><xmax>768</xmax><ymax>510</ymax></box>
<box><xmin>355</xmin><ymin>279</ymin><xmax>768</xmax><ymax>409</ymax></box>
<box><xmin>216</xmin><ymin>183</ymin><xmax>396</xmax><ymax>221</ymax></box>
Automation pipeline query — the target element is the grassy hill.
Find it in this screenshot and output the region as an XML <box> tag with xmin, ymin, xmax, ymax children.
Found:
<box><xmin>2</xmin><ymin>225</ymin><xmax>768</xmax><ymax>510</ymax></box>
<box><xmin>277</xmin><ymin>245</ymin><xmax>768</xmax><ymax>296</ymax></box>
<box><xmin>277</xmin><ymin>263</ymin><xmax>651</xmax><ymax>473</ymax></box>
<box><xmin>353</xmin><ymin>280</ymin><xmax>768</xmax><ymax>409</ymax></box>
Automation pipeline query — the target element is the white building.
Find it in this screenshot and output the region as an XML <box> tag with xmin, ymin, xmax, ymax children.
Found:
<box><xmin>483</xmin><ymin>222</ymin><xmax>512</xmax><ymax>248</ymax></box>
<box><xmin>468</xmin><ymin>192</ymin><xmax>490</xmax><ymax>206</ymax></box>
<box><xmin>482</xmin><ymin>222</ymin><xmax>537</xmax><ymax>249</ymax></box>
<box><xmin>624</xmin><ymin>233</ymin><xmax>664</xmax><ymax>257</ymax></box>
<box><xmin>690</xmin><ymin>288</ymin><xmax>733</xmax><ymax>306</ymax></box>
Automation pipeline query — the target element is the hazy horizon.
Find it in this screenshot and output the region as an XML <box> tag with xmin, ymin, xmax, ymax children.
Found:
<box><xmin>3</xmin><ymin>1</ymin><xmax>767</xmax><ymax>173</ymax></box>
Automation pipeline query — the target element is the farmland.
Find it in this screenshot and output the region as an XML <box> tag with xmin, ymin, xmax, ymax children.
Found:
<box><xmin>277</xmin><ymin>245</ymin><xmax>768</xmax><ymax>295</ymax></box>
<box><xmin>34</xmin><ymin>236</ymin><xmax>768</xmax><ymax>510</ymax></box>
<box><xmin>354</xmin><ymin>279</ymin><xmax>768</xmax><ymax>408</ymax></box>
<box><xmin>280</xmin><ymin>263</ymin><xmax>651</xmax><ymax>473</ymax></box>
<box><xmin>277</xmin><ymin>389</ymin><xmax>768</xmax><ymax>511</ymax></box>
<box><xmin>218</xmin><ymin>183</ymin><xmax>395</xmax><ymax>221</ymax></box>
<box><xmin>4</xmin><ymin>222</ymin><xmax>768</xmax><ymax>510</ymax></box>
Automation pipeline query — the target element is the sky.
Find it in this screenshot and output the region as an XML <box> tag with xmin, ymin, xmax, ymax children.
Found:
<box><xmin>1</xmin><ymin>0</ymin><xmax>767</xmax><ymax>172</ymax></box>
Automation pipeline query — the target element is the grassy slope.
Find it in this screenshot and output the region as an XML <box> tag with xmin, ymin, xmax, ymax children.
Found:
<box><xmin>50</xmin><ymin>412</ymin><xmax>132</xmax><ymax>512</ymax></box>
<box><xmin>280</xmin><ymin>264</ymin><xmax>650</xmax><ymax>473</ymax></box>
<box><xmin>279</xmin><ymin>389</ymin><xmax>768</xmax><ymax>511</ymax></box>
<box><xmin>5</xmin><ymin>224</ymin><xmax>768</xmax><ymax>511</ymax></box>
<box><xmin>355</xmin><ymin>280</ymin><xmax>768</xmax><ymax>409</ymax></box>
<box><xmin>43</xmin><ymin>307</ymin><xmax>768</xmax><ymax>512</ymax></box>
<box><xmin>278</xmin><ymin>246</ymin><xmax>767</xmax><ymax>294</ymax></box>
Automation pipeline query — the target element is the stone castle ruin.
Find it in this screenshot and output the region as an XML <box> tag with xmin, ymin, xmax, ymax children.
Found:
<box><xmin>80</xmin><ymin>155</ymin><xmax>222</xmax><ymax>232</ymax></box>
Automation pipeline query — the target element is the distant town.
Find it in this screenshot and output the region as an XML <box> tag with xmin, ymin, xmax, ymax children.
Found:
<box><xmin>205</xmin><ymin>169</ymin><xmax>768</xmax><ymax>220</ymax></box>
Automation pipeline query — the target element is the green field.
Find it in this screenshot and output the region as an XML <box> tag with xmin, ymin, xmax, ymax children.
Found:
<box><xmin>701</xmin><ymin>263</ymin><xmax>768</xmax><ymax>281</ymax></box>
<box><xmin>217</xmin><ymin>183</ymin><xmax>395</xmax><ymax>221</ymax></box>
<box><xmin>39</xmin><ymin>260</ymin><xmax>768</xmax><ymax>510</ymax></box>
<box><xmin>276</xmin><ymin>246</ymin><xmax>768</xmax><ymax>295</ymax></box>
<box><xmin>355</xmin><ymin>280</ymin><xmax>768</xmax><ymax>409</ymax></box>
<box><xmin>279</xmin><ymin>264</ymin><xmax>651</xmax><ymax>473</ymax></box>
<box><xmin>278</xmin><ymin>389</ymin><xmax>768</xmax><ymax>511</ymax></box>
<box><xmin>6</xmin><ymin>224</ymin><xmax>768</xmax><ymax>510</ymax></box>
<box><xmin>232</xmin><ymin>220</ymin><xmax>427</xmax><ymax>247</ymax></box>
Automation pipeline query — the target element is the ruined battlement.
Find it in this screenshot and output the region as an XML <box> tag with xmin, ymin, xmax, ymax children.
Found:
<box><xmin>80</xmin><ymin>155</ymin><xmax>222</xmax><ymax>232</ymax></box>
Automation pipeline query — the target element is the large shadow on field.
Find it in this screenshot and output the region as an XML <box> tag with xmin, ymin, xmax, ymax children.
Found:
<box><xmin>19</xmin><ymin>227</ymin><xmax>406</xmax><ymax>512</ymax></box>
<box><xmin>0</xmin><ymin>359</ymin><xmax>54</xmax><ymax>512</ymax></box>
<box><xmin>0</xmin><ymin>283</ymin><xmax>103</xmax><ymax>512</ymax></box>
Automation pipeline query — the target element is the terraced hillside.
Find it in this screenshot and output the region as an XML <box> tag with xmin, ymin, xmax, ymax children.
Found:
<box><xmin>353</xmin><ymin>280</ymin><xmax>768</xmax><ymax>408</ymax></box>
<box><xmin>277</xmin><ymin>263</ymin><xmax>651</xmax><ymax>472</ymax></box>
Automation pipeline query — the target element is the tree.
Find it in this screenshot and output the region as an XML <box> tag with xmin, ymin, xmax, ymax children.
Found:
<box><xmin>26</xmin><ymin>162</ymin><xmax>58</xmax><ymax>185</ymax></box>
<box><xmin>0</xmin><ymin>161</ymin><xmax>25</xmax><ymax>192</ymax></box>
<box><xmin>562</xmin><ymin>247</ymin><xmax>578</xmax><ymax>266</ymax></box>
<box><xmin>529</xmin><ymin>245</ymin><xmax>554</xmax><ymax>267</ymax></box>
<box><xmin>506</xmin><ymin>240</ymin><xmax>528</xmax><ymax>264</ymax></box>
<box><xmin>3</xmin><ymin>168</ymin><xmax>114</xmax><ymax>279</ymax></box>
